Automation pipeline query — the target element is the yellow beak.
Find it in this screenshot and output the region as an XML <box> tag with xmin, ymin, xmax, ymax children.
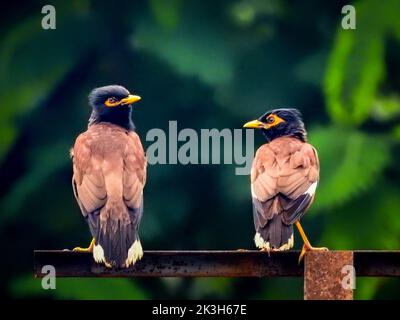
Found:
<box><xmin>243</xmin><ymin>119</ymin><xmax>264</xmax><ymax>129</ymax></box>
<box><xmin>120</xmin><ymin>94</ymin><xmax>141</xmax><ymax>105</ymax></box>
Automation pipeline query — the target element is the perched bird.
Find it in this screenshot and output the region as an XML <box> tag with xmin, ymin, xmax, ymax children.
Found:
<box><xmin>71</xmin><ymin>85</ymin><xmax>146</xmax><ymax>268</ymax></box>
<box><xmin>243</xmin><ymin>108</ymin><xmax>327</xmax><ymax>262</ymax></box>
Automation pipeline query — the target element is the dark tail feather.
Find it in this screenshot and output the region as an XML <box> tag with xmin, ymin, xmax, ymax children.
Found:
<box><xmin>93</xmin><ymin>201</ymin><xmax>139</xmax><ymax>269</ymax></box>
<box><xmin>255</xmin><ymin>215</ymin><xmax>293</xmax><ymax>250</ymax></box>
<box><xmin>96</xmin><ymin>218</ymin><xmax>137</xmax><ymax>268</ymax></box>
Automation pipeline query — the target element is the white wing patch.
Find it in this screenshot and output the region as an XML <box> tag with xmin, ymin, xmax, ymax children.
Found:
<box><xmin>125</xmin><ymin>240</ymin><xmax>143</xmax><ymax>267</ymax></box>
<box><xmin>305</xmin><ymin>181</ymin><xmax>318</xmax><ymax>196</ymax></box>
<box><xmin>254</xmin><ymin>233</ymin><xmax>294</xmax><ymax>251</ymax></box>
<box><xmin>251</xmin><ymin>184</ymin><xmax>259</xmax><ymax>200</ymax></box>
<box><xmin>93</xmin><ymin>244</ymin><xmax>111</xmax><ymax>268</ymax></box>
<box><xmin>254</xmin><ymin>232</ymin><xmax>270</xmax><ymax>250</ymax></box>
<box><xmin>278</xmin><ymin>234</ymin><xmax>294</xmax><ymax>251</ymax></box>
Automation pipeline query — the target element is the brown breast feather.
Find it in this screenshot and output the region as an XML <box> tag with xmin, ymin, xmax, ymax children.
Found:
<box><xmin>251</xmin><ymin>136</ymin><xmax>319</xmax><ymax>227</ymax></box>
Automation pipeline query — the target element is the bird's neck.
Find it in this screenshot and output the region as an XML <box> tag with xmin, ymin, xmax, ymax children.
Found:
<box><xmin>262</xmin><ymin>127</ymin><xmax>307</xmax><ymax>143</ymax></box>
<box><xmin>88</xmin><ymin>109</ymin><xmax>135</xmax><ymax>131</ymax></box>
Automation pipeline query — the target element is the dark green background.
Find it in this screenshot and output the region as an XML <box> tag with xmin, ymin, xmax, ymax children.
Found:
<box><xmin>1</xmin><ymin>0</ymin><xmax>399</xmax><ymax>299</ymax></box>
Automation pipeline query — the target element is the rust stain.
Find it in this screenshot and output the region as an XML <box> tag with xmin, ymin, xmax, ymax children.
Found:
<box><xmin>304</xmin><ymin>251</ymin><xmax>353</xmax><ymax>300</ymax></box>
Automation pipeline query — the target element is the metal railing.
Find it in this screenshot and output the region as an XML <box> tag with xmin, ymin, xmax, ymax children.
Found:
<box><xmin>34</xmin><ymin>250</ymin><xmax>400</xmax><ymax>300</ymax></box>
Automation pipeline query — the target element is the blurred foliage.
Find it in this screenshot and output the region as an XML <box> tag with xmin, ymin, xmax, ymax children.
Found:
<box><xmin>324</xmin><ymin>0</ymin><xmax>400</xmax><ymax>125</ymax></box>
<box><xmin>11</xmin><ymin>275</ymin><xmax>148</xmax><ymax>300</ymax></box>
<box><xmin>309</xmin><ymin>127</ymin><xmax>390</xmax><ymax>211</ymax></box>
<box><xmin>0</xmin><ymin>0</ymin><xmax>399</xmax><ymax>300</ymax></box>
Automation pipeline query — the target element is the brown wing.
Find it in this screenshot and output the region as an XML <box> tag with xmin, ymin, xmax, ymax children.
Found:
<box><xmin>71</xmin><ymin>132</ymin><xmax>107</xmax><ymax>221</ymax></box>
<box><xmin>71</xmin><ymin>125</ymin><xmax>146</xmax><ymax>242</ymax></box>
<box><xmin>251</xmin><ymin>139</ymin><xmax>319</xmax><ymax>230</ymax></box>
<box><xmin>122</xmin><ymin>131</ymin><xmax>147</xmax><ymax>227</ymax></box>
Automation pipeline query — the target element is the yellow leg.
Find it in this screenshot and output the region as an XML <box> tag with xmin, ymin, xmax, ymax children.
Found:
<box><xmin>73</xmin><ymin>238</ymin><xmax>95</xmax><ymax>253</ymax></box>
<box><xmin>295</xmin><ymin>221</ymin><xmax>328</xmax><ymax>264</ymax></box>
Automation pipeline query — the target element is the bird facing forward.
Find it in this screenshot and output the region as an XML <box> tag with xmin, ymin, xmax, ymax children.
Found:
<box><xmin>71</xmin><ymin>85</ymin><xmax>146</xmax><ymax>268</ymax></box>
<box><xmin>243</xmin><ymin>108</ymin><xmax>327</xmax><ymax>262</ymax></box>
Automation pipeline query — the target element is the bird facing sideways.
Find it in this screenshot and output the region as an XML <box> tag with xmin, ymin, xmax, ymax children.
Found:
<box><xmin>70</xmin><ymin>85</ymin><xmax>146</xmax><ymax>268</ymax></box>
<box><xmin>243</xmin><ymin>108</ymin><xmax>327</xmax><ymax>262</ymax></box>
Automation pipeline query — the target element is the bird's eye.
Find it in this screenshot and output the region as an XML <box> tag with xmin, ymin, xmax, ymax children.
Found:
<box><xmin>266</xmin><ymin>116</ymin><xmax>275</xmax><ymax>124</ymax></box>
<box><xmin>105</xmin><ymin>97</ymin><xmax>120</xmax><ymax>107</ymax></box>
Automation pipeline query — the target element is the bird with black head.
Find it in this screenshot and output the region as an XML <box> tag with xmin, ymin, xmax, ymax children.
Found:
<box><xmin>71</xmin><ymin>85</ymin><xmax>146</xmax><ymax>268</ymax></box>
<box><xmin>244</xmin><ymin>108</ymin><xmax>327</xmax><ymax>262</ymax></box>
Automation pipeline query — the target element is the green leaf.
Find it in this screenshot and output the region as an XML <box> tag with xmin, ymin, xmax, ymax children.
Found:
<box><xmin>318</xmin><ymin>183</ymin><xmax>400</xmax><ymax>298</ymax></box>
<box><xmin>309</xmin><ymin>126</ymin><xmax>390</xmax><ymax>212</ymax></box>
<box><xmin>0</xmin><ymin>142</ymin><xmax>71</xmax><ymax>225</ymax></box>
<box><xmin>355</xmin><ymin>278</ymin><xmax>382</xmax><ymax>300</ymax></box>
<box><xmin>324</xmin><ymin>0</ymin><xmax>400</xmax><ymax>126</ymax></box>
<box><xmin>372</xmin><ymin>95</ymin><xmax>400</xmax><ymax>121</ymax></box>
<box><xmin>320</xmin><ymin>182</ymin><xmax>400</xmax><ymax>249</ymax></box>
<box><xmin>133</xmin><ymin>17</ymin><xmax>234</xmax><ymax>87</ymax></box>
<box><xmin>149</xmin><ymin>0</ymin><xmax>182</xmax><ymax>29</ymax></box>
<box><xmin>0</xmin><ymin>4</ymin><xmax>95</xmax><ymax>163</ymax></box>
<box><xmin>324</xmin><ymin>29</ymin><xmax>384</xmax><ymax>125</ymax></box>
<box><xmin>393</xmin><ymin>125</ymin><xmax>400</xmax><ymax>141</ymax></box>
<box><xmin>189</xmin><ymin>278</ymin><xmax>233</xmax><ymax>299</ymax></box>
<box><xmin>10</xmin><ymin>275</ymin><xmax>149</xmax><ymax>300</ymax></box>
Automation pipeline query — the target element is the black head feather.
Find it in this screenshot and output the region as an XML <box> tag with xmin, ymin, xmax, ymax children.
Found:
<box><xmin>259</xmin><ymin>108</ymin><xmax>307</xmax><ymax>142</ymax></box>
<box><xmin>88</xmin><ymin>85</ymin><xmax>135</xmax><ymax>130</ymax></box>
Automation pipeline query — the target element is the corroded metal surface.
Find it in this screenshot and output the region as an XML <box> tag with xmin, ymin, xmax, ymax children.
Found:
<box><xmin>34</xmin><ymin>250</ymin><xmax>303</xmax><ymax>278</ymax></box>
<box><xmin>304</xmin><ymin>251</ymin><xmax>353</xmax><ymax>300</ymax></box>
<box><xmin>34</xmin><ymin>250</ymin><xmax>400</xmax><ymax>300</ymax></box>
<box><xmin>355</xmin><ymin>250</ymin><xmax>400</xmax><ymax>276</ymax></box>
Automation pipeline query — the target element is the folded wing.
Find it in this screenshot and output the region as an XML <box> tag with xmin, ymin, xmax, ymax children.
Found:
<box><xmin>251</xmin><ymin>139</ymin><xmax>319</xmax><ymax>249</ymax></box>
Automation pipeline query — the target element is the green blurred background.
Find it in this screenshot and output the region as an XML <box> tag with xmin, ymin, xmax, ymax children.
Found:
<box><xmin>1</xmin><ymin>0</ymin><xmax>400</xmax><ymax>300</ymax></box>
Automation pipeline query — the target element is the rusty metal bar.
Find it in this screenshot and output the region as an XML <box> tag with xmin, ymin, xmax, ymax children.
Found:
<box><xmin>34</xmin><ymin>250</ymin><xmax>400</xmax><ymax>278</ymax></box>
<box><xmin>354</xmin><ymin>250</ymin><xmax>400</xmax><ymax>276</ymax></box>
<box><xmin>304</xmin><ymin>251</ymin><xmax>353</xmax><ymax>300</ymax></box>
<box><xmin>34</xmin><ymin>250</ymin><xmax>302</xmax><ymax>277</ymax></box>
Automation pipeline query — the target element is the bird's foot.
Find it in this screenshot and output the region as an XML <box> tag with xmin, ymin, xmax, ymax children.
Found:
<box><xmin>298</xmin><ymin>244</ymin><xmax>328</xmax><ymax>264</ymax></box>
<box><xmin>72</xmin><ymin>238</ymin><xmax>95</xmax><ymax>253</ymax></box>
<box><xmin>72</xmin><ymin>246</ymin><xmax>93</xmax><ymax>253</ymax></box>
<box><xmin>260</xmin><ymin>247</ymin><xmax>271</xmax><ymax>257</ymax></box>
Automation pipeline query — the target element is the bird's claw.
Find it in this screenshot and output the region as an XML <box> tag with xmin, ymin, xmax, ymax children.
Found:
<box><xmin>298</xmin><ymin>244</ymin><xmax>328</xmax><ymax>264</ymax></box>
<box><xmin>72</xmin><ymin>238</ymin><xmax>95</xmax><ymax>253</ymax></box>
<box><xmin>72</xmin><ymin>246</ymin><xmax>93</xmax><ymax>253</ymax></box>
<box><xmin>260</xmin><ymin>247</ymin><xmax>271</xmax><ymax>257</ymax></box>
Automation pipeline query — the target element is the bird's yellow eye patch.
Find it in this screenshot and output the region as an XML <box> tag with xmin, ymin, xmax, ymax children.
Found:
<box><xmin>243</xmin><ymin>114</ymin><xmax>285</xmax><ymax>129</ymax></box>
<box><xmin>265</xmin><ymin>114</ymin><xmax>285</xmax><ymax>128</ymax></box>
<box><xmin>105</xmin><ymin>97</ymin><xmax>121</xmax><ymax>107</ymax></box>
<box><xmin>266</xmin><ymin>116</ymin><xmax>275</xmax><ymax>124</ymax></box>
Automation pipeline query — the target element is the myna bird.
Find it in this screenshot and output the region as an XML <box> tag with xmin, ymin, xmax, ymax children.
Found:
<box><xmin>243</xmin><ymin>108</ymin><xmax>327</xmax><ymax>262</ymax></box>
<box><xmin>70</xmin><ymin>85</ymin><xmax>146</xmax><ymax>268</ymax></box>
